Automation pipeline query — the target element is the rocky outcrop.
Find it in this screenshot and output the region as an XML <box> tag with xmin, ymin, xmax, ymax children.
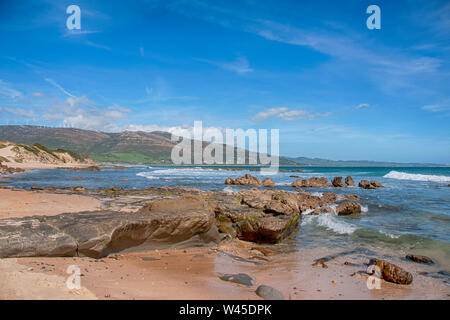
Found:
<box><xmin>332</xmin><ymin>176</ymin><xmax>355</xmax><ymax>187</ymax></box>
<box><xmin>291</xmin><ymin>177</ymin><xmax>332</xmax><ymax>188</ymax></box>
<box><xmin>0</xmin><ymin>194</ymin><xmax>220</xmax><ymax>259</ymax></box>
<box><xmin>405</xmin><ymin>254</ymin><xmax>433</xmax><ymax>264</ymax></box>
<box><xmin>343</xmin><ymin>194</ymin><xmax>359</xmax><ymax>201</ymax></box>
<box><xmin>336</xmin><ymin>201</ymin><xmax>361</xmax><ymax>215</ymax></box>
<box><xmin>0</xmin><ymin>218</ymin><xmax>77</xmax><ymax>258</ymax></box>
<box><xmin>331</xmin><ymin>176</ymin><xmax>347</xmax><ymax>187</ymax></box>
<box><xmin>0</xmin><ymin>163</ymin><xmax>25</xmax><ymax>175</ymax></box>
<box><xmin>345</xmin><ymin>176</ymin><xmax>355</xmax><ymax>186</ymax></box>
<box><xmin>237</xmin><ymin>189</ymin><xmax>325</xmax><ymax>215</ymax></box>
<box><xmin>225</xmin><ymin>174</ymin><xmax>275</xmax><ymax>187</ymax></box>
<box><xmin>368</xmin><ymin>259</ymin><xmax>413</xmax><ymax>285</ymax></box>
<box><xmin>236</xmin><ymin>215</ymin><xmax>299</xmax><ymax>244</ymax></box>
<box><xmin>359</xmin><ymin>180</ymin><xmax>384</xmax><ymax>189</ymax></box>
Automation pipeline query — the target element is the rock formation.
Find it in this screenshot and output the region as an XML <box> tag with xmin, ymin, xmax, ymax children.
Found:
<box><xmin>359</xmin><ymin>180</ymin><xmax>384</xmax><ymax>189</ymax></box>
<box><xmin>291</xmin><ymin>177</ymin><xmax>332</xmax><ymax>188</ymax></box>
<box><xmin>225</xmin><ymin>174</ymin><xmax>275</xmax><ymax>187</ymax></box>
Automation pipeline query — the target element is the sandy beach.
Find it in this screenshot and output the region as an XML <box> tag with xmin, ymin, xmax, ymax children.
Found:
<box><xmin>0</xmin><ymin>188</ymin><xmax>448</xmax><ymax>300</ymax></box>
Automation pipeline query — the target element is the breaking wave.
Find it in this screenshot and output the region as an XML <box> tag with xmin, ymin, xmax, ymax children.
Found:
<box><xmin>384</xmin><ymin>171</ymin><xmax>450</xmax><ymax>183</ymax></box>
<box><xmin>302</xmin><ymin>214</ymin><xmax>357</xmax><ymax>235</ymax></box>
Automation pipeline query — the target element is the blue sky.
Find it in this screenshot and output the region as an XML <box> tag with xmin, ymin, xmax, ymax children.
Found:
<box><xmin>0</xmin><ymin>0</ymin><xmax>449</xmax><ymax>163</ymax></box>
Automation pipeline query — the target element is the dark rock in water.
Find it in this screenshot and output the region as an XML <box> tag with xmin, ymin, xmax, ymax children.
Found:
<box><xmin>0</xmin><ymin>218</ymin><xmax>77</xmax><ymax>258</ymax></box>
<box><xmin>336</xmin><ymin>201</ymin><xmax>361</xmax><ymax>215</ymax></box>
<box><xmin>236</xmin><ymin>215</ymin><xmax>299</xmax><ymax>244</ymax></box>
<box><xmin>406</xmin><ymin>254</ymin><xmax>434</xmax><ymax>264</ymax></box>
<box><xmin>332</xmin><ymin>176</ymin><xmax>347</xmax><ymax>187</ymax></box>
<box><xmin>291</xmin><ymin>177</ymin><xmax>331</xmax><ymax>188</ymax></box>
<box><xmin>225</xmin><ymin>174</ymin><xmax>274</xmax><ymax>187</ymax></box>
<box><xmin>359</xmin><ymin>180</ymin><xmax>384</xmax><ymax>189</ymax></box>
<box><xmin>0</xmin><ymin>194</ymin><xmax>220</xmax><ymax>258</ymax></box>
<box><xmin>343</xmin><ymin>194</ymin><xmax>359</xmax><ymax>201</ymax></box>
<box><xmin>219</xmin><ymin>273</ymin><xmax>253</xmax><ymax>287</ymax></box>
<box><xmin>368</xmin><ymin>259</ymin><xmax>413</xmax><ymax>285</ymax></box>
<box><xmin>255</xmin><ymin>285</ymin><xmax>285</xmax><ymax>300</ymax></box>
<box><xmin>322</xmin><ymin>192</ymin><xmax>337</xmax><ymax>202</ymax></box>
<box><xmin>312</xmin><ymin>259</ymin><xmax>328</xmax><ymax>268</ymax></box>
<box><xmin>345</xmin><ymin>176</ymin><xmax>355</xmax><ymax>186</ymax></box>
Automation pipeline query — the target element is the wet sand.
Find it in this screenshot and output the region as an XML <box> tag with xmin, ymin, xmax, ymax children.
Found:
<box><xmin>2</xmin><ymin>242</ymin><xmax>448</xmax><ymax>300</ymax></box>
<box><xmin>0</xmin><ymin>189</ymin><xmax>103</xmax><ymax>219</ymax></box>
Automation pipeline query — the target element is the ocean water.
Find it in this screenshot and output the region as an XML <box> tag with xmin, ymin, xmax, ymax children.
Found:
<box><xmin>5</xmin><ymin>166</ymin><xmax>450</xmax><ymax>268</ymax></box>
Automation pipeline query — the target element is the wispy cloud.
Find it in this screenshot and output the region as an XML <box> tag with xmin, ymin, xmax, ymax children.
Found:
<box><xmin>197</xmin><ymin>56</ymin><xmax>253</xmax><ymax>74</ymax></box>
<box><xmin>252</xmin><ymin>107</ymin><xmax>331</xmax><ymax>121</ymax></box>
<box><xmin>251</xmin><ymin>107</ymin><xmax>288</xmax><ymax>121</ymax></box>
<box><xmin>43</xmin><ymin>96</ymin><xmax>131</xmax><ymax>132</ymax></box>
<box><xmin>0</xmin><ymin>106</ymin><xmax>36</xmax><ymax>118</ymax></box>
<box><xmin>421</xmin><ymin>101</ymin><xmax>450</xmax><ymax>113</ymax></box>
<box><xmin>0</xmin><ymin>80</ymin><xmax>22</xmax><ymax>100</ymax></box>
<box><xmin>355</xmin><ymin>103</ymin><xmax>370</xmax><ymax>109</ymax></box>
<box><xmin>44</xmin><ymin>78</ymin><xmax>75</xmax><ymax>97</ymax></box>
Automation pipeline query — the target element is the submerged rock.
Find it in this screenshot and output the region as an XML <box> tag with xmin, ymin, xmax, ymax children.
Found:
<box><xmin>255</xmin><ymin>285</ymin><xmax>285</xmax><ymax>300</ymax></box>
<box><xmin>359</xmin><ymin>180</ymin><xmax>384</xmax><ymax>189</ymax></box>
<box><xmin>406</xmin><ymin>254</ymin><xmax>434</xmax><ymax>264</ymax></box>
<box><xmin>225</xmin><ymin>174</ymin><xmax>274</xmax><ymax>187</ymax></box>
<box><xmin>291</xmin><ymin>177</ymin><xmax>332</xmax><ymax>188</ymax></box>
<box><xmin>336</xmin><ymin>201</ymin><xmax>361</xmax><ymax>215</ymax></box>
<box><xmin>368</xmin><ymin>259</ymin><xmax>413</xmax><ymax>285</ymax></box>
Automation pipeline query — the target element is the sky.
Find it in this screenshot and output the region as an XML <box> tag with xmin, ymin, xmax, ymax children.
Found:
<box><xmin>0</xmin><ymin>0</ymin><xmax>449</xmax><ymax>163</ymax></box>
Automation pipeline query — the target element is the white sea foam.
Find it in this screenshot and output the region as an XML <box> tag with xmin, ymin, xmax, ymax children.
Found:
<box><xmin>223</xmin><ymin>186</ymin><xmax>238</xmax><ymax>193</ymax></box>
<box><xmin>136</xmin><ymin>172</ymin><xmax>158</xmax><ymax>179</ymax></box>
<box><xmin>302</xmin><ymin>214</ymin><xmax>357</xmax><ymax>235</ymax></box>
<box><xmin>384</xmin><ymin>170</ymin><xmax>450</xmax><ymax>183</ymax></box>
<box><xmin>301</xmin><ymin>208</ymin><xmax>315</xmax><ymax>215</ymax></box>
<box><xmin>361</xmin><ymin>205</ymin><xmax>369</xmax><ymax>213</ymax></box>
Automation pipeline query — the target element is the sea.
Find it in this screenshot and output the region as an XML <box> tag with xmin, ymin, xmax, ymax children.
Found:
<box><xmin>4</xmin><ymin>165</ymin><xmax>450</xmax><ymax>270</ymax></box>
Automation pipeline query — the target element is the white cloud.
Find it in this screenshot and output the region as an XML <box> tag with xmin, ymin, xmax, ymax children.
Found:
<box><xmin>43</xmin><ymin>96</ymin><xmax>131</xmax><ymax>132</ymax></box>
<box><xmin>44</xmin><ymin>78</ymin><xmax>75</xmax><ymax>97</ymax></box>
<box><xmin>32</xmin><ymin>92</ymin><xmax>45</xmax><ymax>98</ymax></box>
<box><xmin>0</xmin><ymin>106</ymin><xmax>36</xmax><ymax>118</ymax></box>
<box><xmin>356</xmin><ymin>103</ymin><xmax>370</xmax><ymax>109</ymax></box>
<box><xmin>421</xmin><ymin>102</ymin><xmax>450</xmax><ymax>113</ymax></box>
<box><xmin>125</xmin><ymin>124</ymin><xmax>225</xmax><ymax>139</ymax></box>
<box><xmin>251</xmin><ymin>107</ymin><xmax>288</xmax><ymax>121</ymax></box>
<box><xmin>252</xmin><ymin>107</ymin><xmax>331</xmax><ymax>121</ymax></box>
<box><xmin>0</xmin><ymin>80</ymin><xmax>22</xmax><ymax>100</ymax></box>
<box><xmin>197</xmin><ymin>56</ymin><xmax>253</xmax><ymax>74</ymax></box>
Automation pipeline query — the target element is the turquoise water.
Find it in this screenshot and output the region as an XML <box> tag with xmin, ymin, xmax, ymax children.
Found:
<box><xmin>4</xmin><ymin>165</ymin><xmax>450</xmax><ymax>268</ymax></box>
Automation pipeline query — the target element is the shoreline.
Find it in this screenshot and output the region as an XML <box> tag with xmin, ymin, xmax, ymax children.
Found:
<box><xmin>0</xmin><ymin>187</ymin><xmax>448</xmax><ymax>300</ymax></box>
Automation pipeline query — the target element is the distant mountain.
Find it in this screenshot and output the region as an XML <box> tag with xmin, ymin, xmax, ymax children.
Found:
<box><xmin>286</xmin><ymin>156</ymin><xmax>446</xmax><ymax>167</ymax></box>
<box><xmin>0</xmin><ymin>125</ymin><xmax>295</xmax><ymax>165</ymax></box>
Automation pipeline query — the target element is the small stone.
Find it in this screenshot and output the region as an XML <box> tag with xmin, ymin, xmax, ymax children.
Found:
<box><xmin>255</xmin><ymin>285</ymin><xmax>285</xmax><ymax>300</ymax></box>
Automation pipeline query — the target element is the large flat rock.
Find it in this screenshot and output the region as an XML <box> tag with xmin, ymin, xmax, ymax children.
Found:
<box><xmin>0</xmin><ymin>218</ymin><xmax>77</xmax><ymax>258</ymax></box>
<box><xmin>0</xmin><ymin>195</ymin><xmax>220</xmax><ymax>258</ymax></box>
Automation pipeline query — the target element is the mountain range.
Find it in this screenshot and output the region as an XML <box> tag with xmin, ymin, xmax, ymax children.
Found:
<box><xmin>0</xmin><ymin>125</ymin><xmax>445</xmax><ymax>166</ymax></box>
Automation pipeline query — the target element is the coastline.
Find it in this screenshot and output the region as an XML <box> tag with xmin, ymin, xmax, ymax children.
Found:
<box><xmin>0</xmin><ymin>187</ymin><xmax>448</xmax><ymax>300</ymax></box>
